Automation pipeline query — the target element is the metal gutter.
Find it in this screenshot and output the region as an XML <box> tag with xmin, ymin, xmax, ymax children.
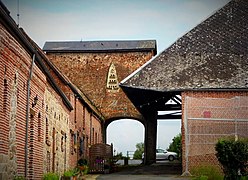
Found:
<box><xmin>24</xmin><ymin>54</ymin><xmax>35</xmax><ymax>178</ymax></box>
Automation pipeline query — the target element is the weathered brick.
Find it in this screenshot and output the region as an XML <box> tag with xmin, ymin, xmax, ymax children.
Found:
<box><xmin>46</xmin><ymin>51</ymin><xmax>154</xmax><ymax>122</ymax></box>
<box><xmin>1</xmin><ymin>11</ymin><xmax>103</xmax><ymax>180</ymax></box>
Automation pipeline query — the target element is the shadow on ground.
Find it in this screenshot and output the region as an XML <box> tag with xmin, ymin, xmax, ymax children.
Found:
<box><xmin>115</xmin><ymin>160</ymin><xmax>182</xmax><ymax>175</ymax></box>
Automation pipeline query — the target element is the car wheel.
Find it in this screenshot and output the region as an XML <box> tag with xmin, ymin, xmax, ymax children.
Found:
<box><xmin>168</xmin><ymin>155</ymin><xmax>174</xmax><ymax>161</ymax></box>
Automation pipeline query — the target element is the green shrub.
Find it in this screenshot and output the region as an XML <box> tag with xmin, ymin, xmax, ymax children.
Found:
<box><xmin>215</xmin><ymin>138</ymin><xmax>248</xmax><ymax>180</ymax></box>
<box><xmin>190</xmin><ymin>164</ymin><xmax>223</xmax><ymax>180</ymax></box>
<box><xmin>63</xmin><ymin>168</ymin><xmax>79</xmax><ymax>177</ymax></box>
<box><xmin>167</xmin><ymin>133</ymin><xmax>182</xmax><ymax>161</ymax></box>
<box><xmin>42</xmin><ymin>172</ymin><xmax>59</xmax><ymax>180</ymax></box>
<box><xmin>14</xmin><ymin>176</ymin><xmax>26</xmax><ymax>180</ymax></box>
<box><xmin>199</xmin><ymin>176</ymin><xmax>208</xmax><ymax>180</ymax></box>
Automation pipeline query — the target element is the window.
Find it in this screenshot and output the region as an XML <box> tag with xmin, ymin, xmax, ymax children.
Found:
<box><xmin>38</xmin><ymin>112</ymin><xmax>41</xmax><ymax>142</ymax></box>
<box><xmin>47</xmin><ymin>151</ymin><xmax>51</xmax><ymax>172</ymax></box>
<box><xmin>3</xmin><ymin>79</ymin><xmax>8</xmax><ymax>113</ymax></box>
<box><xmin>46</xmin><ymin>118</ymin><xmax>51</xmax><ymax>146</ymax></box>
<box><xmin>92</xmin><ymin>128</ymin><xmax>94</xmax><ymax>144</ymax></box>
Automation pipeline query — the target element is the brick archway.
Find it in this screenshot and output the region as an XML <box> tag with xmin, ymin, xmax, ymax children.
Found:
<box><xmin>105</xmin><ymin>117</ymin><xmax>145</xmax><ymax>158</ymax></box>
<box><xmin>104</xmin><ymin>116</ymin><xmax>145</xmax><ymax>129</ymax></box>
<box><xmin>104</xmin><ymin>116</ymin><xmax>144</xmax><ymax>142</ymax></box>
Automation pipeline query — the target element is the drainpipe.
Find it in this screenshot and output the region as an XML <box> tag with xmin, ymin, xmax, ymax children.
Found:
<box><xmin>90</xmin><ymin>113</ymin><xmax>92</xmax><ymax>145</ymax></box>
<box><xmin>25</xmin><ymin>54</ymin><xmax>35</xmax><ymax>178</ymax></box>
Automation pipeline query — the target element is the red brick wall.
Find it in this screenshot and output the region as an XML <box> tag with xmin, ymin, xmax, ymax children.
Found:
<box><xmin>91</xmin><ymin>114</ymin><xmax>103</xmax><ymax>145</ymax></box>
<box><xmin>181</xmin><ymin>91</ymin><xmax>248</xmax><ymax>174</ymax></box>
<box><xmin>1</xmin><ymin>16</ymin><xmax>104</xmax><ymax>179</ymax></box>
<box><xmin>0</xmin><ymin>22</ymin><xmax>46</xmax><ymax>179</ymax></box>
<box><xmin>0</xmin><ymin>60</ymin><xmax>8</xmax><ymax>156</ymax></box>
<box><xmin>46</xmin><ymin>52</ymin><xmax>153</xmax><ymax>121</ymax></box>
<box><xmin>66</xmin><ymin>93</ymin><xmax>103</xmax><ymax>168</ymax></box>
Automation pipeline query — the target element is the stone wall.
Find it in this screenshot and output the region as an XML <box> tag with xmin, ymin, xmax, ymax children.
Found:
<box><xmin>43</xmin><ymin>88</ymin><xmax>70</xmax><ymax>175</ymax></box>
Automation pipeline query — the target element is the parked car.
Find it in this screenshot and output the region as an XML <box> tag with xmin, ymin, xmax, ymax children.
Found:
<box><xmin>142</xmin><ymin>149</ymin><xmax>177</xmax><ymax>162</ymax></box>
<box><xmin>156</xmin><ymin>149</ymin><xmax>177</xmax><ymax>161</ymax></box>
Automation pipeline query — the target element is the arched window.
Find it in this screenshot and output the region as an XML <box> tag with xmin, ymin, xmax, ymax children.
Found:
<box><xmin>38</xmin><ymin>112</ymin><xmax>41</xmax><ymax>142</ymax></box>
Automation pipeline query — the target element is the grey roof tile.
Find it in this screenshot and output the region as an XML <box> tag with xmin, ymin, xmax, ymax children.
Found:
<box><xmin>121</xmin><ymin>0</ymin><xmax>248</xmax><ymax>92</ymax></box>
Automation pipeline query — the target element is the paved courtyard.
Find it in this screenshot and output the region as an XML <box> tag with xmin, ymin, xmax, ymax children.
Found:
<box><xmin>84</xmin><ymin>160</ymin><xmax>190</xmax><ymax>180</ymax></box>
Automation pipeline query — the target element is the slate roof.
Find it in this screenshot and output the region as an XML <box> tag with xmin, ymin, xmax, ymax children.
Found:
<box><xmin>120</xmin><ymin>0</ymin><xmax>248</xmax><ymax>92</ymax></box>
<box><xmin>43</xmin><ymin>40</ymin><xmax>157</xmax><ymax>54</ymax></box>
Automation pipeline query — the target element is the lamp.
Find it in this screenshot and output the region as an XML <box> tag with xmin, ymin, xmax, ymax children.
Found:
<box><xmin>32</xmin><ymin>95</ymin><xmax>38</xmax><ymax>108</ymax></box>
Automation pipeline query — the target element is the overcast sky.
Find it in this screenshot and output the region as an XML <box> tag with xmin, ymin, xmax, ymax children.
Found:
<box><xmin>3</xmin><ymin>0</ymin><xmax>230</xmax><ymax>155</ymax></box>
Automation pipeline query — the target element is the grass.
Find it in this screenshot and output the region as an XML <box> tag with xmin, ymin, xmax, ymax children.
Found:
<box><xmin>190</xmin><ymin>164</ymin><xmax>223</xmax><ymax>180</ymax></box>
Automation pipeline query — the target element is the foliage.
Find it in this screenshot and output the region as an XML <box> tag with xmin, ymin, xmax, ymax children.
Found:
<box><xmin>42</xmin><ymin>172</ymin><xmax>59</xmax><ymax>180</ymax></box>
<box><xmin>190</xmin><ymin>164</ymin><xmax>223</xmax><ymax>180</ymax></box>
<box><xmin>191</xmin><ymin>175</ymin><xmax>208</xmax><ymax>180</ymax></box>
<box><xmin>14</xmin><ymin>176</ymin><xmax>26</xmax><ymax>180</ymax></box>
<box><xmin>114</xmin><ymin>152</ymin><xmax>124</xmax><ymax>159</ymax></box>
<box><xmin>78</xmin><ymin>165</ymin><xmax>89</xmax><ymax>175</ymax></box>
<box><xmin>167</xmin><ymin>133</ymin><xmax>182</xmax><ymax>161</ymax></box>
<box><xmin>63</xmin><ymin>168</ymin><xmax>79</xmax><ymax>177</ymax></box>
<box><xmin>77</xmin><ymin>159</ymin><xmax>89</xmax><ymax>175</ymax></box>
<box><xmin>215</xmin><ymin>137</ymin><xmax>248</xmax><ymax>180</ymax></box>
<box><xmin>133</xmin><ymin>142</ymin><xmax>144</xmax><ymax>159</ymax></box>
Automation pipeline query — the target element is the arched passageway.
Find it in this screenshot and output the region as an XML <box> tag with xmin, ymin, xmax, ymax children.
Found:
<box><xmin>103</xmin><ymin>99</ymin><xmax>182</xmax><ymax>165</ymax></box>
<box><xmin>106</xmin><ymin>119</ymin><xmax>145</xmax><ymax>157</ymax></box>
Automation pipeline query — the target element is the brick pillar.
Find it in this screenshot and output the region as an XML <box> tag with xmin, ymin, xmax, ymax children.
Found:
<box><xmin>143</xmin><ymin>109</ymin><xmax>157</xmax><ymax>165</ymax></box>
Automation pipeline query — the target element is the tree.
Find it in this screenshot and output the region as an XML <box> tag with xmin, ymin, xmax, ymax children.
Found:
<box><xmin>114</xmin><ymin>152</ymin><xmax>124</xmax><ymax>160</ymax></box>
<box><xmin>133</xmin><ymin>142</ymin><xmax>144</xmax><ymax>159</ymax></box>
<box><xmin>167</xmin><ymin>133</ymin><xmax>182</xmax><ymax>161</ymax></box>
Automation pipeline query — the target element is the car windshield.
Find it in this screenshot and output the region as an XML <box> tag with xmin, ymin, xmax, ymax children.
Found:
<box><xmin>156</xmin><ymin>149</ymin><xmax>164</xmax><ymax>153</ymax></box>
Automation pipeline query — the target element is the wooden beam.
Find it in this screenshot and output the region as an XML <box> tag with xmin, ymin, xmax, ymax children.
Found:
<box><xmin>157</xmin><ymin>114</ymin><xmax>181</xmax><ymax>120</ymax></box>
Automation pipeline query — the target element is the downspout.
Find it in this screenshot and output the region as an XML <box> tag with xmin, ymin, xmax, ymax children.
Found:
<box><xmin>90</xmin><ymin>113</ymin><xmax>92</xmax><ymax>145</ymax></box>
<box><xmin>25</xmin><ymin>54</ymin><xmax>35</xmax><ymax>178</ymax></box>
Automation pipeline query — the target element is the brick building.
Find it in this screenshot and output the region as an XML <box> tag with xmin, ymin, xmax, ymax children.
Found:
<box><xmin>0</xmin><ymin>1</ymin><xmax>103</xmax><ymax>179</ymax></box>
<box><xmin>120</xmin><ymin>0</ymin><xmax>248</xmax><ymax>174</ymax></box>
<box><xmin>42</xmin><ymin>40</ymin><xmax>158</xmax><ymax>168</ymax></box>
<box><xmin>43</xmin><ymin>40</ymin><xmax>157</xmax><ymax>125</ymax></box>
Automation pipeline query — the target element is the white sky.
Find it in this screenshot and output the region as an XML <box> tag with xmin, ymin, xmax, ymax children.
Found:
<box><xmin>107</xmin><ymin>119</ymin><xmax>181</xmax><ymax>155</ymax></box>
<box><xmin>2</xmin><ymin>0</ymin><xmax>230</xmax><ymax>154</ymax></box>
